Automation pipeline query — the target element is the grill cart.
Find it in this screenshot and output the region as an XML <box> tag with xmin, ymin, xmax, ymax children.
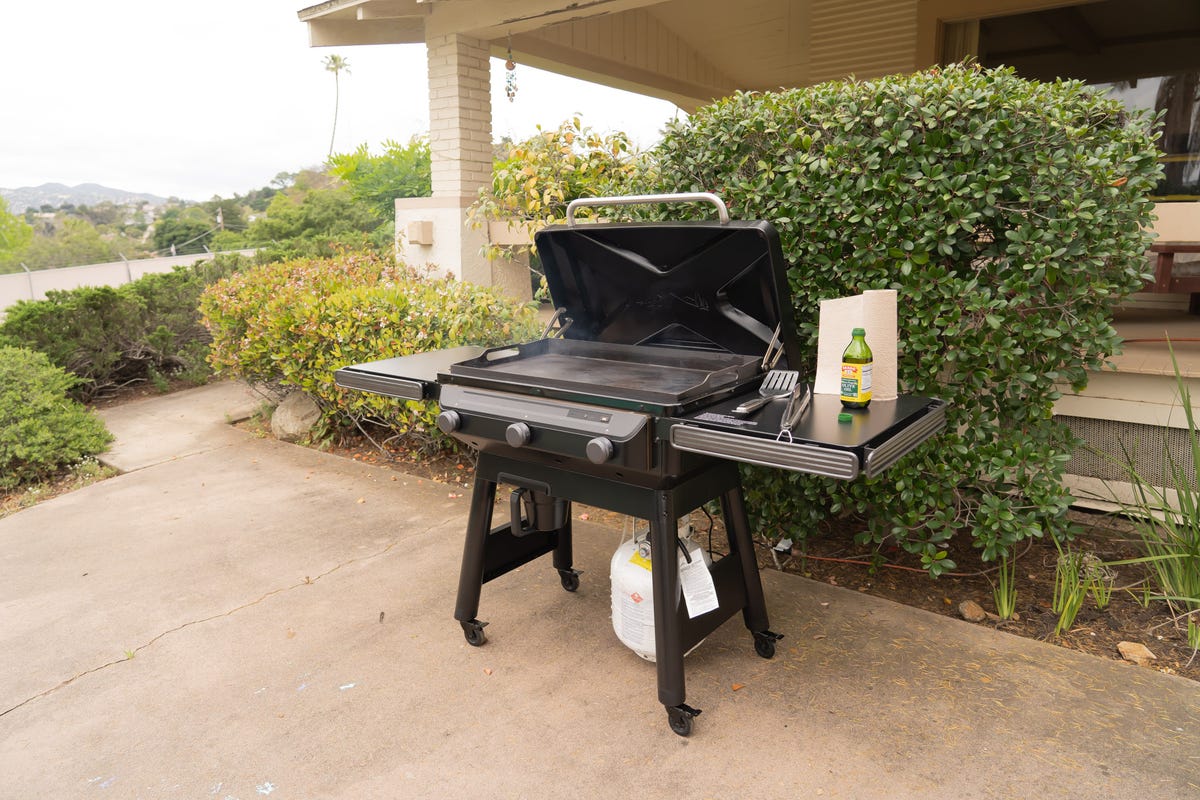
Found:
<box><xmin>336</xmin><ymin>193</ymin><xmax>945</xmax><ymax>736</ymax></box>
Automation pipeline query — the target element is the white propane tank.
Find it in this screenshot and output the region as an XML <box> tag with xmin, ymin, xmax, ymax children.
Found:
<box><xmin>610</xmin><ymin>529</ymin><xmax>710</xmax><ymax>662</ymax></box>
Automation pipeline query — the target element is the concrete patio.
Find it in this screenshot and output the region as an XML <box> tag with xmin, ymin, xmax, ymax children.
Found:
<box><xmin>1</xmin><ymin>381</ymin><xmax>1198</xmax><ymax>798</ymax></box>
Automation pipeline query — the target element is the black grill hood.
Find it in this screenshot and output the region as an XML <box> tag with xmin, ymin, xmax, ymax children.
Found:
<box><xmin>535</xmin><ymin>219</ymin><xmax>803</xmax><ymax>370</ymax></box>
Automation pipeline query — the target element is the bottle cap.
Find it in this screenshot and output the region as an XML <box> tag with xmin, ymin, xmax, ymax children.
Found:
<box><xmin>851</xmin><ymin>327</ymin><xmax>865</xmax><ymax>336</ymax></box>
<box><xmin>838</xmin><ymin>412</ymin><xmax>852</xmax><ymax>424</ymax></box>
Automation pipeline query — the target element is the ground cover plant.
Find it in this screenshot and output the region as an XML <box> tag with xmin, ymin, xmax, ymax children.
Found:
<box><xmin>636</xmin><ymin>63</ymin><xmax>1163</xmax><ymax>572</ymax></box>
<box><xmin>0</xmin><ymin>345</ymin><xmax>112</xmax><ymax>490</ymax></box>
<box><xmin>199</xmin><ymin>251</ymin><xmax>541</xmax><ymax>447</ymax></box>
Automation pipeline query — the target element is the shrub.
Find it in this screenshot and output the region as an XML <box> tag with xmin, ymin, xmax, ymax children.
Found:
<box><xmin>327</xmin><ymin>137</ymin><xmax>433</xmax><ymax>219</ymax></box>
<box><xmin>200</xmin><ymin>252</ymin><xmax>541</xmax><ymax>446</ymax></box>
<box><xmin>0</xmin><ymin>285</ymin><xmax>145</xmax><ymax>399</ymax></box>
<box><xmin>641</xmin><ymin>63</ymin><xmax>1162</xmax><ymax>569</ymax></box>
<box><xmin>0</xmin><ymin>254</ymin><xmax>246</xmax><ymax>399</ymax></box>
<box><xmin>0</xmin><ymin>346</ymin><xmax>112</xmax><ymax>490</ymax></box>
<box><xmin>244</xmin><ymin>185</ymin><xmax>384</xmax><ymax>260</ymax></box>
<box><xmin>468</xmin><ymin>118</ymin><xmax>644</xmax><ymax>254</ymax></box>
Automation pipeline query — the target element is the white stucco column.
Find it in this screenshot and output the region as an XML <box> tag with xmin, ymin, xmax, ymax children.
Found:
<box><xmin>394</xmin><ymin>33</ymin><xmax>530</xmax><ymax>300</ymax></box>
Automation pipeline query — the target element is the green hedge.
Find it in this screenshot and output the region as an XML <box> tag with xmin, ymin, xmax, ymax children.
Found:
<box><xmin>0</xmin><ymin>254</ymin><xmax>246</xmax><ymax>400</ymax></box>
<box><xmin>199</xmin><ymin>252</ymin><xmax>541</xmax><ymax>446</ymax></box>
<box><xmin>0</xmin><ymin>346</ymin><xmax>112</xmax><ymax>490</ymax></box>
<box><xmin>644</xmin><ymin>64</ymin><xmax>1162</xmax><ymax>570</ymax></box>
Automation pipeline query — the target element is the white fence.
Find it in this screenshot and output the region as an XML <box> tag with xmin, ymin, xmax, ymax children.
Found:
<box><xmin>0</xmin><ymin>250</ymin><xmax>256</xmax><ymax>317</ymax></box>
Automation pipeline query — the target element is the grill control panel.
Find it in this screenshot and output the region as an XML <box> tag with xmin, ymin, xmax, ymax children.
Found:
<box><xmin>438</xmin><ymin>385</ymin><xmax>653</xmax><ymax>469</ymax></box>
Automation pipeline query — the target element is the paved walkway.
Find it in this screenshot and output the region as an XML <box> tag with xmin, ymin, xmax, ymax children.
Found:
<box><xmin>1</xmin><ymin>382</ymin><xmax>1198</xmax><ymax>799</ymax></box>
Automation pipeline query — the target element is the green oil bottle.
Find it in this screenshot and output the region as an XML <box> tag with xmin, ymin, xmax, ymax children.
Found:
<box><xmin>840</xmin><ymin>327</ymin><xmax>873</xmax><ymax>408</ymax></box>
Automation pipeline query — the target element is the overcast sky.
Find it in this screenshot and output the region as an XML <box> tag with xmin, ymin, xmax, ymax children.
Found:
<box><xmin>0</xmin><ymin>1</ymin><xmax>681</xmax><ymax>201</ymax></box>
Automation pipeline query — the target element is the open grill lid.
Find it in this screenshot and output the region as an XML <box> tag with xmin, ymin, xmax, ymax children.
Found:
<box><xmin>534</xmin><ymin>194</ymin><xmax>803</xmax><ymax>371</ymax></box>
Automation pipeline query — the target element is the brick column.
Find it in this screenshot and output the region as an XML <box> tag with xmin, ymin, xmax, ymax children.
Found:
<box><xmin>394</xmin><ymin>33</ymin><xmax>528</xmax><ymax>299</ymax></box>
<box><xmin>428</xmin><ymin>34</ymin><xmax>493</xmax><ymax>199</ymax></box>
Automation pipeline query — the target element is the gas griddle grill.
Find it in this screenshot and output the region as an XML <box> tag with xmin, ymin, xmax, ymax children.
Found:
<box><xmin>335</xmin><ymin>194</ymin><xmax>946</xmax><ymax>736</ymax></box>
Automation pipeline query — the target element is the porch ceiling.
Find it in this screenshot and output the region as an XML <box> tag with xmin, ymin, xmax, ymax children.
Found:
<box><xmin>296</xmin><ymin>0</ymin><xmax>825</xmax><ymax>109</ymax></box>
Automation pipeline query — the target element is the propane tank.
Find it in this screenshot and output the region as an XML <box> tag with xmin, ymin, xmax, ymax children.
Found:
<box><xmin>610</xmin><ymin>526</ymin><xmax>710</xmax><ymax>662</ymax></box>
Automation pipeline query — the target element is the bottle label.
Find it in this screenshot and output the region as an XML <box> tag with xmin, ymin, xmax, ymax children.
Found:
<box><xmin>840</xmin><ymin>363</ymin><xmax>873</xmax><ymax>403</ymax></box>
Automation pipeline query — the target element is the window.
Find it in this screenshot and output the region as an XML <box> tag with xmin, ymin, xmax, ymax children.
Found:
<box><xmin>1099</xmin><ymin>73</ymin><xmax>1200</xmax><ymax>200</ymax></box>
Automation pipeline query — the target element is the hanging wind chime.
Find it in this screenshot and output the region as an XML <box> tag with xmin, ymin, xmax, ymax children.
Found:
<box><xmin>505</xmin><ymin>35</ymin><xmax>518</xmax><ymax>102</ymax></box>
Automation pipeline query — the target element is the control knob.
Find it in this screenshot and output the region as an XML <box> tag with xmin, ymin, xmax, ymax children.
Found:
<box><xmin>586</xmin><ymin>437</ymin><xmax>615</xmax><ymax>464</ymax></box>
<box><xmin>505</xmin><ymin>422</ymin><xmax>532</xmax><ymax>447</ymax></box>
<box><xmin>436</xmin><ymin>410</ymin><xmax>462</xmax><ymax>434</ymax></box>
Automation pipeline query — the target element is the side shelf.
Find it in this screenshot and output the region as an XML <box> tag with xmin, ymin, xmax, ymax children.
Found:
<box><xmin>670</xmin><ymin>394</ymin><xmax>946</xmax><ymax>479</ymax></box>
<box><xmin>334</xmin><ymin>346</ymin><xmax>488</xmax><ymax>402</ymax></box>
<box><xmin>670</xmin><ymin>425</ymin><xmax>860</xmax><ymax>479</ymax></box>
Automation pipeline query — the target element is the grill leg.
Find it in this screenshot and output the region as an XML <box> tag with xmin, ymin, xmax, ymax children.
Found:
<box><xmin>650</xmin><ymin>489</ymin><xmax>687</xmax><ymax>711</ymax></box>
<box><xmin>552</xmin><ymin>508</ymin><xmax>581</xmax><ymax>592</ymax></box>
<box><xmin>454</xmin><ymin>476</ymin><xmax>497</xmax><ymax>626</ymax></box>
<box><xmin>723</xmin><ymin>484</ymin><xmax>783</xmax><ymax>659</ymax></box>
<box><xmin>721</xmin><ymin>485</ymin><xmax>769</xmax><ymax>632</ymax></box>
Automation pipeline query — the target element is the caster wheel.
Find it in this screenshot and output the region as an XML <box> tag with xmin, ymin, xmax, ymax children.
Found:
<box><xmin>461</xmin><ymin>620</ymin><xmax>488</xmax><ymax>647</ymax></box>
<box><xmin>753</xmin><ymin>630</ymin><xmax>782</xmax><ymax>659</ymax></box>
<box><xmin>666</xmin><ymin>704</ymin><xmax>701</xmax><ymax>737</ymax></box>
<box><xmin>559</xmin><ymin>570</ymin><xmax>581</xmax><ymax>592</ymax></box>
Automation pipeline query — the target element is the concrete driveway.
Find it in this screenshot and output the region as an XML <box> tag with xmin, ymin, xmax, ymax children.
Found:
<box><xmin>1</xmin><ymin>382</ymin><xmax>1198</xmax><ymax>799</ymax></box>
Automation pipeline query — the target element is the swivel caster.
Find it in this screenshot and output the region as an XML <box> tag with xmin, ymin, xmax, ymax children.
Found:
<box><xmin>753</xmin><ymin>630</ymin><xmax>784</xmax><ymax>659</ymax></box>
<box><xmin>461</xmin><ymin>619</ymin><xmax>488</xmax><ymax>647</ymax></box>
<box><xmin>666</xmin><ymin>704</ymin><xmax>701</xmax><ymax>737</ymax></box>
<box><xmin>558</xmin><ymin>568</ymin><xmax>582</xmax><ymax>592</ymax></box>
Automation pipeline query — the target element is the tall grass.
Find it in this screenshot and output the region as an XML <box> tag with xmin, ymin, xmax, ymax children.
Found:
<box><xmin>1106</xmin><ymin>342</ymin><xmax>1200</xmax><ymax>650</ymax></box>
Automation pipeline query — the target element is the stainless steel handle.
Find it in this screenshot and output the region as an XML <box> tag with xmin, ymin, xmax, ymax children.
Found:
<box><xmin>565</xmin><ymin>193</ymin><xmax>730</xmax><ymax>226</ymax></box>
<box><xmin>731</xmin><ymin>394</ymin><xmax>772</xmax><ymax>416</ymax></box>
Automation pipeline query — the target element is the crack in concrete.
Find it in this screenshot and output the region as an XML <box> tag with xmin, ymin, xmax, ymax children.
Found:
<box><xmin>0</xmin><ymin>531</ymin><xmax>423</xmax><ymax>719</ymax></box>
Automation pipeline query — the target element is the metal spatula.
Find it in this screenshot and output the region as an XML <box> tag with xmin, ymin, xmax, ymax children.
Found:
<box><xmin>732</xmin><ymin>369</ymin><xmax>799</xmax><ymax>417</ymax></box>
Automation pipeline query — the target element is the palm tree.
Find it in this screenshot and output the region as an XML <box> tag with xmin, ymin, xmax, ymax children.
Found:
<box><xmin>323</xmin><ymin>54</ymin><xmax>351</xmax><ymax>158</ymax></box>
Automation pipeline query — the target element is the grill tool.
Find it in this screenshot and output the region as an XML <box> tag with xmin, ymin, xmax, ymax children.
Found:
<box><xmin>776</xmin><ymin>382</ymin><xmax>813</xmax><ymax>442</ymax></box>
<box><xmin>731</xmin><ymin>369</ymin><xmax>799</xmax><ymax>417</ymax></box>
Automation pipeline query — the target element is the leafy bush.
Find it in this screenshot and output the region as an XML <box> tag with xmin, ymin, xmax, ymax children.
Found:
<box><xmin>0</xmin><ymin>254</ymin><xmax>246</xmax><ymax>399</ymax></box>
<box><xmin>244</xmin><ymin>184</ymin><xmax>385</xmax><ymax>261</ymax></box>
<box><xmin>468</xmin><ymin>118</ymin><xmax>644</xmax><ymax>253</ymax></box>
<box><xmin>327</xmin><ymin>137</ymin><xmax>432</xmax><ymax>219</ymax></box>
<box><xmin>0</xmin><ymin>346</ymin><xmax>112</xmax><ymax>490</ymax></box>
<box><xmin>641</xmin><ymin>64</ymin><xmax>1162</xmax><ymax>570</ymax></box>
<box><xmin>200</xmin><ymin>252</ymin><xmax>541</xmax><ymax>446</ymax></box>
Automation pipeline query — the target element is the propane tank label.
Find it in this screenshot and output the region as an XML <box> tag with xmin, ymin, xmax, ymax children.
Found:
<box><xmin>629</xmin><ymin>551</ymin><xmax>652</xmax><ymax>571</ymax></box>
<box><xmin>619</xmin><ymin>593</ymin><xmax>652</xmax><ymax>649</ymax></box>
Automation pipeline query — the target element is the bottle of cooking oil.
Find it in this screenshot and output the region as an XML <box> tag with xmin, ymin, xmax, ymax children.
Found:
<box><xmin>840</xmin><ymin>328</ymin><xmax>872</xmax><ymax>408</ymax></box>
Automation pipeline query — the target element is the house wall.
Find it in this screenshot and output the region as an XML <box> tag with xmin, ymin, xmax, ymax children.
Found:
<box><xmin>1153</xmin><ymin>203</ymin><xmax>1200</xmax><ymax>242</ymax></box>
<box><xmin>807</xmin><ymin>0</ymin><xmax>920</xmax><ymax>83</ymax></box>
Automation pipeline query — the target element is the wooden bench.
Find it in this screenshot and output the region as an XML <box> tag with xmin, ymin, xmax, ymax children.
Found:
<box><xmin>1149</xmin><ymin>241</ymin><xmax>1200</xmax><ymax>313</ymax></box>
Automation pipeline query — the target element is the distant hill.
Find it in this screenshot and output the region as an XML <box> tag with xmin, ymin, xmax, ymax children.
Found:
<box><xmin>0</xmin><ymin>183</ymin><xmax>170</xmax><ymax>212</ymax></box>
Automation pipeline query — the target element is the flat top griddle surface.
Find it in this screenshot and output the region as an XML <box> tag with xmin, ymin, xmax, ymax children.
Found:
<box><xmin>477</xmin><ymin>352</ymin><xmax>727</xmax><ymax>397</ymax></box>
<box><xmin>448</xmin><ymin>338</ymin><xmax>758</xmax><ymax>407</ymax></box>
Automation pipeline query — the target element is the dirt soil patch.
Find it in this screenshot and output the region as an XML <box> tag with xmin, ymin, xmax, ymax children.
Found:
<box><xmin>324</xmin><ymin>430</ymin><xmax>1198</xmax><ymax>684</ymax></box>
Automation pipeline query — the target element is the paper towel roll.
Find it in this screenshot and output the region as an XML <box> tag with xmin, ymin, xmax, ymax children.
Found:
<box><xmin>814</xmin><ymin>289</ymin><xmax>897</xmax><ymax>401</ymax></box>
